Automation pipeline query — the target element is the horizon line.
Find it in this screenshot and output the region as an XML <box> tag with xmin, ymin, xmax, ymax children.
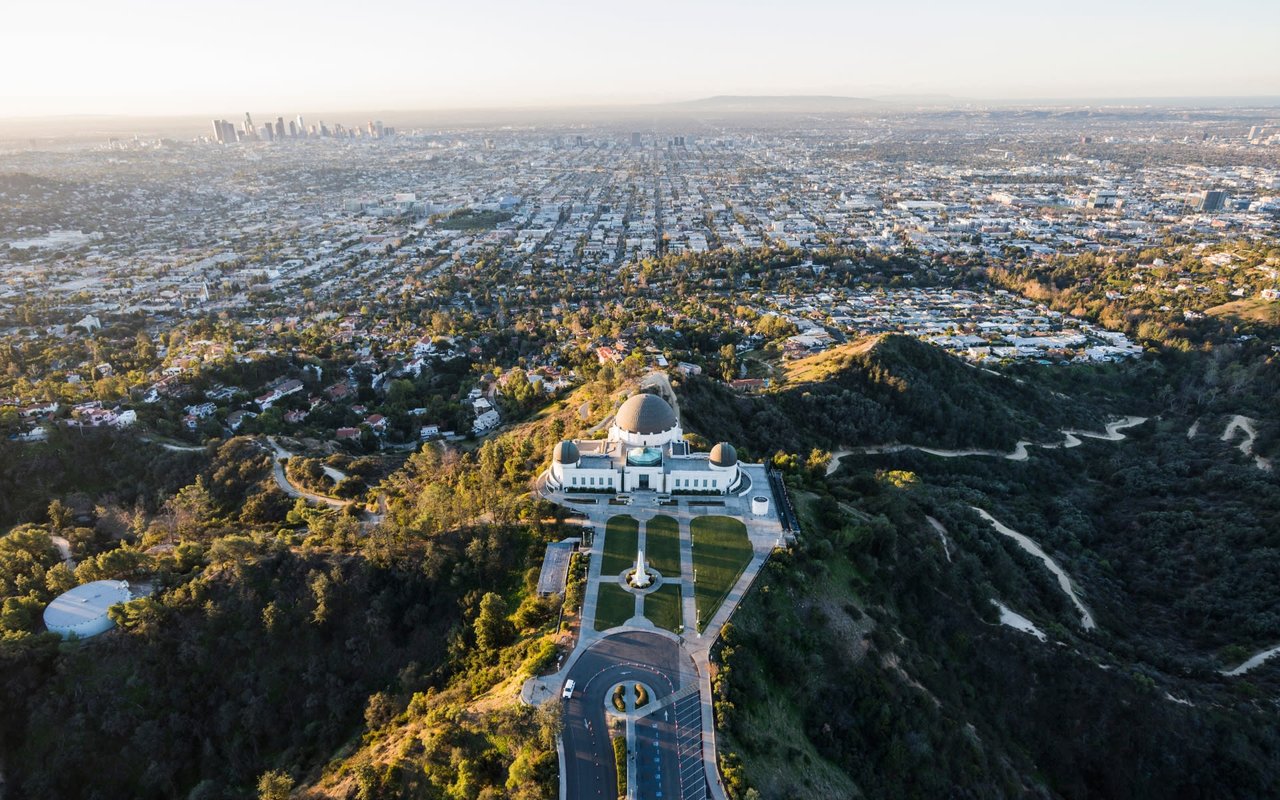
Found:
<box><xmin>3</xmin><ymin>92</ymin><xmax>1280</xmax><ymax>123</ymax></box>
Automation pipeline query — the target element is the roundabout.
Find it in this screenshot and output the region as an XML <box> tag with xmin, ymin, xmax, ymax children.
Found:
<box><xmin>560</xmin><ymin>630</ymin><xmax>694</xmax><ymax>800</ymax></box>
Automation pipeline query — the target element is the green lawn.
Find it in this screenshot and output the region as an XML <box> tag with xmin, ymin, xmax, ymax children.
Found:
<box><xmin>645</xmin><ymin>582</ymin><xmax>684</xmax><ymax>633</ymax></box>
<box><xmin>601</xmin><ymin>515</ymin><xmax>640</xmax><ymax>576</ymax></box>
<box><xmin>691</xmin><ymin>516</ymin><xmax>754</xmax><ymax>632</ymax></box>
<box><xmin>594</xmin><ymin>583</ymin><xmax>636</xmax><ymax>631</ymax></box>
<box><xmin>644</xmin><ymin>515</ymin><xmax>682</xmax><ymax>576</ymax></box>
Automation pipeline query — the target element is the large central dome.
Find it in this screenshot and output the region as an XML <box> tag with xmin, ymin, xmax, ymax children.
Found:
<box><xmin>614</xmin><ymin>393</ymin><xmax>678</xmax><ymax>435</ymax></box>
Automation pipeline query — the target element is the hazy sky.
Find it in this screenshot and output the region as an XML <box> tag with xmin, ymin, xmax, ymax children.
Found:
<box><xmin>3</xmin><ymin>0</ymin><xmax>1278</xmax><ymax>117</ymax></box>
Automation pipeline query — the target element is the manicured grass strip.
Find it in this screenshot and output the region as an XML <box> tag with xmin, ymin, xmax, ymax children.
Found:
<box><xmin>691</xmin><ymin>515</ymin><xmax>753</xmax><ymax>632</ymax></box>
<box><xmin>594</xmin><ymin>583</ymin><xmax>636</xmax><ymax>631</ymax></box>
<box><xmin>612</xmin><ymin>735</ymin><xmax>627</xmax><ymax>798</ymax></box>
<box><xmin>644</xmin><ymin>515</ymin><xmax>682</xmax><ymax>576</ymax></box>
<box><xmin>644</xmin><ymin>582</ymin><xmax>683</xmax><ymax>633</ymax></box>
<box><xmin>601</xmin><ymin>515</ymin><xmax>640</xmax><ymax>576</ymax></box>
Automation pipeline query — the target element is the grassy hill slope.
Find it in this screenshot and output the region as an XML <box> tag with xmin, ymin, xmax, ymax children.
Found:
<box><xmin>681</xmin><ymin>335</ymin><xmax>1103</xmax><ymax>457</ymax></box>
<box><xmin>705</xmin><ymin>351</ymin><xmax>1280</xmax><ymax>800</ymax></box>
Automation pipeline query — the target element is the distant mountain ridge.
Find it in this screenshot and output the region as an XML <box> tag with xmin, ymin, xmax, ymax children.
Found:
<box><xmin>664</xmin><ymin>93</ymin><xmax>1280</xmax><ymax>113</ymax></box>
<box><xmin>666</xmin><ymin>95</ymin><xmax>889</xmax><ymax>112</ymax></box>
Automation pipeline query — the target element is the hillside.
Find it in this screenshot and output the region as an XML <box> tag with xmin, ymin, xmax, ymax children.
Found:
<box><xmin>0</xmin><ymin>389</ymin><xmax>601</xmax><ymax>799</ymax></box>
<box><xmin>681</xmin><ymin>335</ymin><xmax>1105</xmax><ymax>458</ymax></box>
<box><xmin>708</xmin><ymin>353</ymin><xmax>1280</xmax><ymax>800</ymax></box>
<box><xmin>1206</xmin><ymin>297</ymin><xmax>1280</xmax><ymax>326</ymax></box>
<box><xmin>0</xmin><ymin>428</ymin><xmax>206</xmax><ymax>528</ymax></box>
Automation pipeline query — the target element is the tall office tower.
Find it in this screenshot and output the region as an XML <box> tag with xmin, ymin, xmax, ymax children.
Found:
<box><xmin>275</xmin><ymin>117</ymin><xmax>285</xmax><ymax>139</ymax></box>
<box><xmin>374</xmin><ymin>120</ymin><xmax>384</xmax><ymax>138</ymax></box>
<box><xmin>1197</xmin><ymin>190</ymin><xmax>1227</xmax><ymax>212</ymax></box>
<box><xmin>631</xmin><ymin>131</ymin><xmax>643</xmax><ymax>147</ymax></box>
<box><xmin>260</xmin><ymin>124</ymin><xmax>274</xmax><ymax>141</ymax></box>
<box><xmin>221</xmin><ymin>120</ymin><xmax>238</xmax><ymax>143</ymax></box>
<box><xmin>296</xmin><ymin>115</ymin><xmax>307</xmax><ymax>137</ymax></box>
<box><xmin>367</xmin><ymin>120</ymin><xmax>377</xmax><ymax>138</ymax></box>
<box><xmin>212</xmin><ymin>119</ymin><xmax>225</xmax><ymax>143</ymax></box>
<box><xmin>288</xmin><ymin>120</ymin><xmax>297</xmax><ymax>137</ymax></box>
<box><xmin>243</xmin><ymin>112</ymin><xmax>254</xmax><ymax>135</ymax></box>
<box><xmin>319</xmin><ymin>122</ymin><xmax>330</xmax><ymax>137</ymax></box>
<box><xmin>575</xmin><ymin>134</ymin><xmax>585</xmax><ymax>146</ymax></box>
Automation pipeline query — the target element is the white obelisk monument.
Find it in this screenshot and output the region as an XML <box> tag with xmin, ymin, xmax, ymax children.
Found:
<box><xmin>630</xmin><ymin>548</ymin><xmax>652</xmax><ymax>588</ymax></box>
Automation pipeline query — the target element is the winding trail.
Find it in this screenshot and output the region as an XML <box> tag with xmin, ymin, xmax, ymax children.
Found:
<box><xmin>266</xmin><ymin>437</ymin><xmax>351</xmax><ymax>509</ymax></box>
<box><xmin>827</xmin><ymin>416</ymin><xmax>1148</xmax><ymax>475</ymax></box>
<box><xmin>1221</xmin><ymin>415</ymin><xmax>1272</xmax><ymax>471</ymax></box>
<box><xmin>50</xmin><ymin>535</ymin><xmax>75</xmax><ymax>567</ymax></box>
<box><xmin>140</xmin><ymin>436</ymin><xmax>207</xmax><ymax>452</ymax></box>
<box><xmin>971</xmin><ymin>507</ymin><xmax>1097</xmax><ymax>630</ymax></box>
<box><xmin>991</xmin><ymin>600</ymin><xmax>1047</xmax><ymax>641</ymax></box>
<box><xmin>1221</xmin><ymin>644</ymin><xmax>1280</xmax><ymax>676</ymax></box>
<box><xmin>925</xmin><ymin>516</ymin><xmax>953</xmax><ymax>562</ymax></box>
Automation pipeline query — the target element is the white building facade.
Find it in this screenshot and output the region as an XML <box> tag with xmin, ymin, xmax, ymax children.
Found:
<box><xmin>545</xmin><ymin>393</ymin><xmax>747</xmax><ymax>495</ymax></box>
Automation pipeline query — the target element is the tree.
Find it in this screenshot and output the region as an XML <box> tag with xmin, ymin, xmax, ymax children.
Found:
<box><xmin>166</xmin><ymin>477</ymin><xmax>215</xmax><ymax>539</ymax></box>
<box><xmin>46</xmin><ymin>499</ymin><xmax>72</xmax><ymax>533</ymax></box>
<box><xmin>364</xmin><ymin>691</ymin><xmax>395</xmax><ymax>730</ymax></box>
<box><xmin>719</xmin><ymin>344</ymin><xmax>737</xmax><ymax>382</ymax></box>
<box><xmin>474</xmin><ymin>591</ymin><xmax>514</xmax><ymax>654</ymax></box>
<box><xmin>209</xmin><ymin>536</ymin><xmax>257</xmax><ymax>567</ymax></box>
<box><xmin>257</xmin><ymin>770</ymin><xmax>293</xmax><ymax>800</ymax></box>
<box><xmin>43</xmin><ymin>562</ymin><xmax>76</xmax><ymax>595</ymax></box>
<box><xmin>0</xmin><ymin>595</ymin><xmax>46</xmax><ymax>634</ymax></box>
<box><xmin>241</xmin><ymin>489</ymin><xmax>292</xmax><ymax>524</ymax></box>
<box><xmin>134</xmin><ymin>331</ymin><xmax>155</xmax><ymax>364</ymax></box>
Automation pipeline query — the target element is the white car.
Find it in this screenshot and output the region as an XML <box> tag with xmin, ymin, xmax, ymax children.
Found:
<box><xmin>562</xmin><ymin>679</ymin><xmax>576</xmax><ymax>699</ymax></box>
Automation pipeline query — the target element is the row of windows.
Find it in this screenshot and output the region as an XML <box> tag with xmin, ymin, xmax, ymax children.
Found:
<box><xmin>675</xmin><ymin>478</ymin><xmax>717</xmax><ymax>488</ymax></box>
<box><xmin>567</xmin><ymin>473</ymin><xmax>718</xmax><ymax>490</ymax></box>
<box><xmin>570</xmin><ymin>475</ymin><xmax>615</xmax><ymax>487</ymax></box>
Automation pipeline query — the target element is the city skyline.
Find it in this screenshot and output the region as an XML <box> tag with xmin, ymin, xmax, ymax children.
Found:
<box><xmin>3</xmin><ymin>0</ymin><xmax>1279</xmax><ymax>117</ymax></box>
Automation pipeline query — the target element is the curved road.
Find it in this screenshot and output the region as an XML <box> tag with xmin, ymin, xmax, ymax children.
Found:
<box><xmin>265</xmin><ymin>437</ymin><xmax>351</xmax><ymax>509</ymax></box>
<box><xmin>563</xmin><ymin>631</ymin><xmax>689</xmax><ymax>800</ymax></box>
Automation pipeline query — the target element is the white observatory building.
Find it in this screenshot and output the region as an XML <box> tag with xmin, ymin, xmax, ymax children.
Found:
<box><xmin>545</xmin><ymin>392</ymin><xmax>750</xmax><ymax>495</ymax></box>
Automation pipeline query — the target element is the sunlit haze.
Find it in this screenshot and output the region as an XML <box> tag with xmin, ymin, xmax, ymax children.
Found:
<box><xmin>3</xmin><ymin>0</ymin><xmax>1279</xmax><ymax>117</ymax></box>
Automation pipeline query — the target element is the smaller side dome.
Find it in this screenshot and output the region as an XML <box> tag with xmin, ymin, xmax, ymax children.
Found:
<box><xmin>553</xmin><ymin>441</ymin><xmax>580</xmax><ymax>464</ymax></box>
<box><xmin>709</xmin><ymin>442</ymin><xmax>738</xmax><ymax>467</ymax></box>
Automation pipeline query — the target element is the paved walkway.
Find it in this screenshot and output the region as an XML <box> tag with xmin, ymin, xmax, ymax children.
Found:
<box><xmin>527</xmin><ymin>465</ymin><xmax>785</xmax><ymax>800</ymax></box>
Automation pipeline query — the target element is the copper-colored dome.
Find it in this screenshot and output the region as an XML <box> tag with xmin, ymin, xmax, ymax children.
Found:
<box><xmin>709</xmin><ymin>442</ymin><xmax>738</xmax><ymax>467</ymax></box>
<box><xmin>614</xmin><ymin>394</ymin><xmax>678</xmax><ymax>435</ymax></box>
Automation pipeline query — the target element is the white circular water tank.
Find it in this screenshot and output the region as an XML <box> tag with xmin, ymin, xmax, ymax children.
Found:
<box><xmin>751</xmin><ymin>496</ymin><xmax>770</xmax><ymax>516</ymax></box>
<box><xmin>43</xmin><ymin>580</ymin><xmax>132</xmax><ymax>640</ymax></box>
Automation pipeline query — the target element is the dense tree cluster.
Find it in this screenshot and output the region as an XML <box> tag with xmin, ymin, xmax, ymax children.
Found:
<box><xmin>681</xmin><ymin>334</ymin><xmax>1102</xmax><ymax>460</ymax></box>
<box><xmin>705</xmin><ymin>357</ymin><xmax>1280</xmax><ymax>800</ymax></box>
